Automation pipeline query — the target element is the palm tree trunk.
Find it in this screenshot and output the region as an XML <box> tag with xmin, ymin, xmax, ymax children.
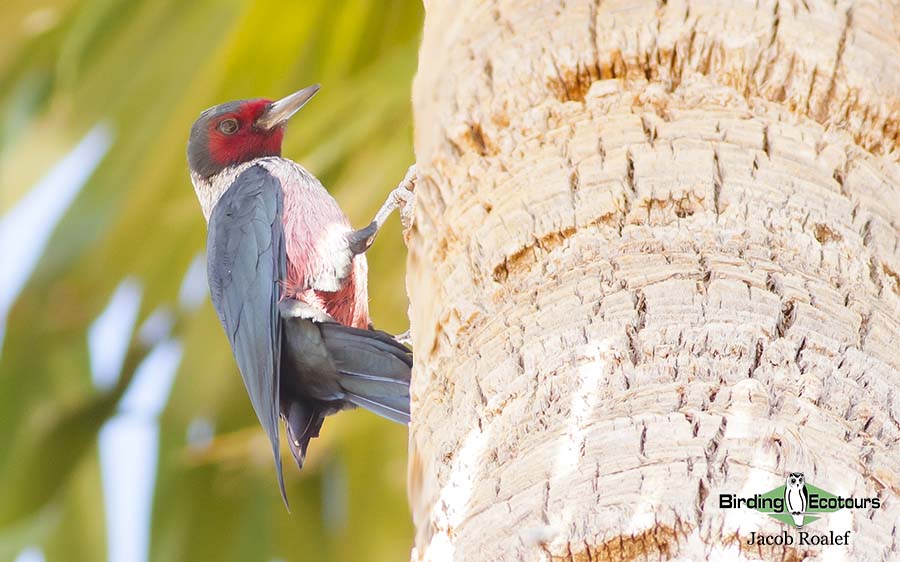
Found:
<box><xmin>406</xmin><ymin>0</ymin><xmax>900</xmax><ymax>560</ymax></box>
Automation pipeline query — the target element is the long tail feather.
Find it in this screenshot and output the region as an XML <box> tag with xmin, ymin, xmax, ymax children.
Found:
<box><xmin>279</xmin><ymin>301</ymin><xmax>412</xmax><ymax>427</ymax></box>
<box><xmin>284</xmin><ymin>402</ymin><xmax>324</xmax><ymax>470</ymax></box>
<box><xmin>317</xmin><ymin>324</ymin><xmax>412</xmax><ymax>424</ymax></box>
<box><xmin>338</xmin><ymin>370</ymin><xmax>408</xmax><ymax>385</ymax></box>
<box><xmin>344</xmin><ymin>391</ymin><xmax>410</xmax><ymax>424</ymax></box>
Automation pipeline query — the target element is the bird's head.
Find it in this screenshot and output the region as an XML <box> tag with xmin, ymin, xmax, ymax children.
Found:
<box><xmin>187</xmin><ymin>84</ymin><xmax>320</xmax><ymax>180</ymax></box>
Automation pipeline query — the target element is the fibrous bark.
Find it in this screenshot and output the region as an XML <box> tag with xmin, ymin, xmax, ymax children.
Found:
<box><xmin>407</xmin><ymin>1</ymin><xmax>900</xmax><ymax>560</ymax></box>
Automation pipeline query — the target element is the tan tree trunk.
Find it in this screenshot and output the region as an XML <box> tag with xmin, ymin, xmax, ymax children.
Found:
<box><xmin>405</xmin><ymin>0</ymin><xmax>899</xmax><ymax>560</ymax></box>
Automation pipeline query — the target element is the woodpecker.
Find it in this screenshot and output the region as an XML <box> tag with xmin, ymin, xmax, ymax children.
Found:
<box><xmin>186</xmin><ymin>84</ymin><xmax>415</xmax><ymax>505</ymax></box>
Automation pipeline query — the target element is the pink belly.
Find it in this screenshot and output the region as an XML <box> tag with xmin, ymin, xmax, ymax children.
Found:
<box><xmin>282</xmin><ymin>264</ymin><xmax>369</xmax><ymax>329</ymax></box>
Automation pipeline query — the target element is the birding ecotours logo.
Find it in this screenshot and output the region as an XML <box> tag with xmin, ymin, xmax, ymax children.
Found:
<box><xmin>719</xmin><ymin>472</ymin><xmax>881</xmax><ymax>528</ymax></box>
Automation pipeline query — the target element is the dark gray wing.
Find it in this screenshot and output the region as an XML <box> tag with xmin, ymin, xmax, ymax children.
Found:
<box><xmin>206</xmin><ymin>164</ymin><xmax>288</xmax><ymax>504</ymax></box>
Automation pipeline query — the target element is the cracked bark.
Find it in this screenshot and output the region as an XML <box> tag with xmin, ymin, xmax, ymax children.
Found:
<box><xmin>406</xmin><ymin>0</ymin><xmax>900</xmax><ymax>560</ymax></box>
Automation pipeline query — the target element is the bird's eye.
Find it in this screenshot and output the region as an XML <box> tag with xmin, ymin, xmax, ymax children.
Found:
<box><xmin>218</xmin><ymin>119</ymin><xmax>239</xmax><ymax>135</ymax></box>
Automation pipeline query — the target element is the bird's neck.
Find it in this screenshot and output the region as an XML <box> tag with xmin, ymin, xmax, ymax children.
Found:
<box><xmin>191</xmin><ymin>158</ymin><xmax>280</xmax><ymax>222</ymax></box>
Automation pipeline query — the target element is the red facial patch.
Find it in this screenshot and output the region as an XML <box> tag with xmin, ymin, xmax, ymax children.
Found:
<box><xmin>207</xmin><ymin>99</ymin><xmax>285</xmax><ymax>166</ymax></box>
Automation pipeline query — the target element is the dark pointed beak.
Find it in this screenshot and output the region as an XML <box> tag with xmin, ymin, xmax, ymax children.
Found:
<box><xmin>256</xmin><ymin>84</ymin><xmax>320</xmax><ymax>130</ymax></box>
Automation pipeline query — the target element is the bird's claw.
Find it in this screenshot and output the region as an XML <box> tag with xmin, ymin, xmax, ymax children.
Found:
<box><xmin>388</xmin><ymin>164</ymin><xmax>418</xmax><ymax>232</ymax></box>
<box><xmin>393</xmin><ymin>329</ymin><xmax>412</xmax><ymax>347</ymax></box>
<box><xmin>347</xmin><ymin>164</ymin><xmax>418</xmax><ymax>256</ymax></box>
<box><xmin>393</xmin><ymin>185</ymin><xmax>416</xmax><ymax>232</ymax></box>
<box><xmin>392</xmin><ymin>164</ymin><xmax>417</xmax><ymax>232</ymax></box>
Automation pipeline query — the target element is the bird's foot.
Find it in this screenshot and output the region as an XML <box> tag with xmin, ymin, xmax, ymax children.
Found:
<box><xmin>393</xmin><ymin>329</ymin><xmax>412</xmax><ymax>347</ymax></box>
<box><xmin>395</xmin><ymin>164</ymin><xmax>417</xmax><ymax>232</ymax></box>
<box><xmin>347</xmin><ymin>164</ymin><xmax>417</xmax><ymax>255</ymax></box>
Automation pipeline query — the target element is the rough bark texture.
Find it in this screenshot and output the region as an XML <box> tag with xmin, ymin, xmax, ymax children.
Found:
<box><xmin>406</xmin><ymin>1</ymin><xmax>900</xmax><ymax>560</ymax></box>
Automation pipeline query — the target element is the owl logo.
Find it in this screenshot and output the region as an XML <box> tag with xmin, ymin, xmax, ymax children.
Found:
<box><xmin>784</xmin><ymin>472</ymin><xmax>809</xmax><ymax>527</ymax></box>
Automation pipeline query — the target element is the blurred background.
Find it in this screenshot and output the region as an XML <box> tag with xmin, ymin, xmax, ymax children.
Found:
<box><xmin>0</xmin><ymin>1</ymin><xmax>422</xmax><ymax>561</ymax></box>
